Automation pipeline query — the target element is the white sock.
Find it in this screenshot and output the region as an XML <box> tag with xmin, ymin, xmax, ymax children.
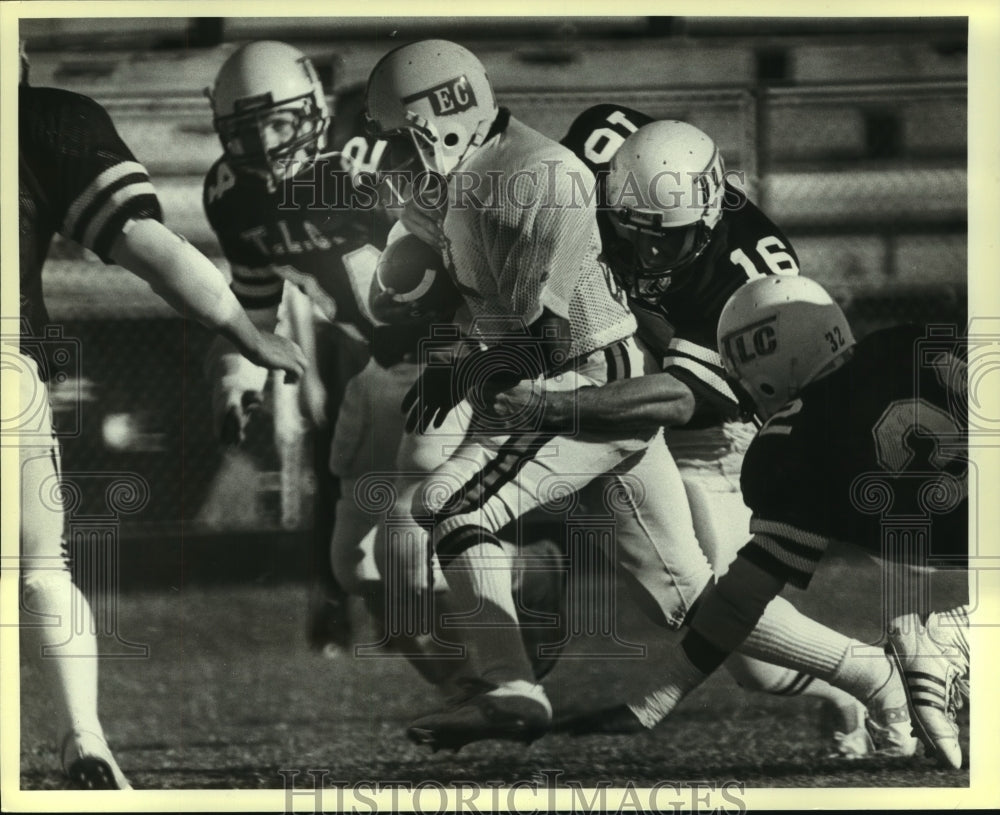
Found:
<box><xmin>626</xmin><ymin>649</ymin><xmax>707</xmax><ymax>728</ymax></box>
<box><xmin>21</xmin><ymin>571</ymin><xmax>105</xmax><ymax>745</ymax></box>
<box><xmin>440</xmin><ymin>540</ymin><xmax>534</xmax><ymax>686</ymax></box>
<box><xmin>739</xmin><ymin>595</ymin><xmax>902</xmax><ymax>708</ymax></box>
<box><xmin>724</xmin><ymin>655</ymin><xmax>864</xmax><ymax>728</ymax></box>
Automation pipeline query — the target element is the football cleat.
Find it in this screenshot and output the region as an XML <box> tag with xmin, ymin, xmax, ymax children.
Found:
<box><xmin>888</xmin><ymin>613</ymin><xmax>964</xmax><ymax>769</ymax></box>
<box><xmin>926</xmin><ymin>609</ymin><xmax>970</xmax><ymax>702</ymax></box>
<box><xmin>407</xmin><ymin>678</ymin><xmax>551</xmax><ymax>751</ymax></box>
<box><xmin>61</xmin><ymin>730</ymin><xmax>132</xmax><ymax>790</ymax></box>
<box><xmin>550</xmin><ymin>703</ymin><xmax>646</xmax><ymax>736</ymax></box>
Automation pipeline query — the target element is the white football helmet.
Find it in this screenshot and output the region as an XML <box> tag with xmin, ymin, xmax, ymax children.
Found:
<box><xmin>207</xmin><ymin>41</ymin><xmax>330</xmax><ymax>187</ymax></box>
<box><xmin>717</xmin><ymin>276</ymin><xmax>856</xmax><ymax>419</ymax></box>
<box><xmin>605</xmin><ymin>121</ymin><xmax>726</xmax><ymax>303</ymax></box>
<box><xmin>364</xmin><ymin>39</ymin><xmax>499</xmax><ymax>178</ymax></box>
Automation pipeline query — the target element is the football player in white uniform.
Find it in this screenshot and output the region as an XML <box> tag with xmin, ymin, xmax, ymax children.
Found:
<box><xmin>363</xmin><ymin>40</ymin><xmax>912</xmax><ymax>752</ymax></box>
<box><xmin>493</xmin><ymin>108</ymin><xmax>908</xmax><ymax>757</ymax></box>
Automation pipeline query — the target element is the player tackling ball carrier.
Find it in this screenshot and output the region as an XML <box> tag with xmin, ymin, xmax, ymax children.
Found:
<box><xmin>520</xmin><ymin>106</ymin><xmax>900</xmax><ymax>757</ymax></box>
<box><xmin>576</xmin><ymin>276</ymin><xmax>971</xmax><ymax>768</ymax></box>
<box><xmin>363</xmin><ymin>40</ymin><xmax>919</xmax><ymax>754</ymax></box>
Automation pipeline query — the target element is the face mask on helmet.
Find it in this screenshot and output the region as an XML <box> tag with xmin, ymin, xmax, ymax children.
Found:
<box><xmin>216</xmin><ymin>96</ymin><xmax>327</xmax><ymax>184</ymax></box>
<box><xmin>608</xmin><ymin>208</ymin><xmax>714</xmax><ymax>303</ymax></box>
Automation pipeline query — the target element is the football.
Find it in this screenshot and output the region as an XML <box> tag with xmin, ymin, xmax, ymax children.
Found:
<box><xmin>370</xmin><ymin>232</ymin><xmax>462</xmax><ymax>323</ymax></box>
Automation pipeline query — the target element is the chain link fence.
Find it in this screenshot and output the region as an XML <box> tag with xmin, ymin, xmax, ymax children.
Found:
<box><xmin>41</xmin><ymin>81</ymin><xmax>966</xmax><ymax>535</ymax></box>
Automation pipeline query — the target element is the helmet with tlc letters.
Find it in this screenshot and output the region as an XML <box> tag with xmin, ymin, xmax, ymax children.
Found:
<box><xmin>717</xmin><ymin>276</ymin><xmax>856</xmax><ymax>420</ymax></box>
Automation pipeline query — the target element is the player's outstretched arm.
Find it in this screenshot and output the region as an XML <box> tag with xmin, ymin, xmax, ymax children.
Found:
<box><xmin>108</xmin><ymin>218</ymin><xmax>306</xmax><ymax>381</ymax></box>
<box><xmin>488</xmin><ymin>370</ymin><xmax>696</xmax><ymax>433</ymax></box>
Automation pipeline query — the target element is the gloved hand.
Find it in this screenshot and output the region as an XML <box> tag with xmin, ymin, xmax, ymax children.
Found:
<box><xmin>401</xmin><ymin>363</ymin><xmax>462</xmax><ymax>434</ymax></box>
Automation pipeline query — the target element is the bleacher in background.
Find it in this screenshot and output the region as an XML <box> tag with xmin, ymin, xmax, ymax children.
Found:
<box><xmin>20</xmin><ymin>16</ymin><xmax>968</xmax><ymax>534</ymax></box>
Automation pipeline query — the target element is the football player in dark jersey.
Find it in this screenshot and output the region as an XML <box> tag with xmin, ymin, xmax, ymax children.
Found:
<box><xmin>17</xmin><ymin>45</ymin><xmax>305</xmax><ymax>789</ymax></box>
<box><xmin>488</xmin><ymin>106</ymin><xmax>916</xmax><ymax>757</ymax></box>
<box><xmin>696</xmin><ymin>276</ymin><xmax>969</xmax><ymax>767</ymax></box>
<box><xmin>202</xmin><ymin>42</ymin><xmax>394</xmax><ymax>654</ymax></box>
<box><xmin>598</xmin><ymin>276</ymin><xmax>970</xmax><ymax>769</ymax></box>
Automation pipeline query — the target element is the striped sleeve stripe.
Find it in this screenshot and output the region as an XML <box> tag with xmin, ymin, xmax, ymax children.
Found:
<box><xmin>63</xmin><ymin>161</ymin><xmax>155</xmax><ymax>241</ymax></box>
<box><xmin>751</xmin><ymin>533</ymin><xmax>824</xmax><ymax>583</ymax></box>
<box><xmin>750</xmin><ymin>519</ymin><xmax>829</xmax><ymax>552</ymax></box>
<box><xmin>63</xmin><ymin>161</ymin><xmax>149</xmax><ymax>232</ymax></box>
<box><xmin>79</xmin><ymin>180</ymin><xmax>158</xmax><ymax>255</ymax></box>
<box><xmin>602</xmin><ymin>340</ymin><xmax>633</xmax><ymax>382</ymax></box>
<box><xmin>664</xmin><ymin>356</ymin><xmax>738</xmax><ymax>403</ymax></box>
<box><xmin>740</xmin><ymin>540</ymin><xmax>815</xmax><ymax>590</ymax></box>
<box><xmin>669</xmin><ymin>337</ymin><xmax>724</xmax><ymax>368</ymax></box>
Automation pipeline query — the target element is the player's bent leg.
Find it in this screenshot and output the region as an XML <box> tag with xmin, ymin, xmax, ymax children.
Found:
<box><xmin>507</xmin><ymin>533</ymin><xmax>568</xmax><ymax>681</ymax></box>
<box><xmin>307</xmin><ymin>425</ymin><xmax>354</xmax><ymax>654</ymax></box>
<box><xmin>365</xmin><ymin>503</ymin><xmax>468</xmax><ymax>675</ymax></box>
<box><xmin>21</xmin><ymin>570</ymin><xmax>133</xmax><ymax>791</ymax></box>
<box><xmin>683</xmin><ymin>471</ymin><xmax>879</xmax><ymax>757</ymax></box>
<box><xmin>723</xmin><ymin>656</ymin><xmax>871</xmax><ymax>758</ymax></box>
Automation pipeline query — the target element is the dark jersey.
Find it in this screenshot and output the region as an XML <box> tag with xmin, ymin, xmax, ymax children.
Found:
<box><xmin>740</xmin><ymin>325</ymin><xmax>968</xmax><ymax>589</ymax></box>
<box><xmin>562</xmin><ymin>104</ymin><xmax>800</xmax><ymax>429</ymax></box>
<box><xmin>202</xmin><ymin>150</ymin><xmax>391</xmax><ymax>339</ymax></box>
<box><xmin>19</xmin><ymin>86</ymin><xmax>163</xmax><ymax>344</ymax></box>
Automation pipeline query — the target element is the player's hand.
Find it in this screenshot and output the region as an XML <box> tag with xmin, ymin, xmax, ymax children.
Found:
<box><xmin>482</xmin><ymin>379</ymin><xmax>540</xmax><ymax>421</ymax></box>
<box><xmin>216</xmin><ymin>389</ymin><xmax>264</xmax><ymax>446</ymax></box>
<box><xmin>243</xmin><ymin>333</ymin><xmax>306</xmax><ymax>385</ymax></box>
<box><xmin>401</xmin><ymin>365</ymin><xmax>462</xmax><ymax>434</ymax></box>
<box><xmin>298</xmin><ymin>368</ymin><xmax>328</xmax><ymax>430</ymax></box>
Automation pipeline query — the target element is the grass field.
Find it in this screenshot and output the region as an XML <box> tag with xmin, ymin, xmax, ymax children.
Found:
<box><xmin>18</xmin><ymin>542</ymin><xmax>971</xmax><ymax>798</ymax></box>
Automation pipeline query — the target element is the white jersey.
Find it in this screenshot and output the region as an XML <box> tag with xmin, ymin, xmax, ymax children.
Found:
<box><xmin>441</xmin><ymin>114</ymin><xmax>636</xmax><ymax>359</ymax></box>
